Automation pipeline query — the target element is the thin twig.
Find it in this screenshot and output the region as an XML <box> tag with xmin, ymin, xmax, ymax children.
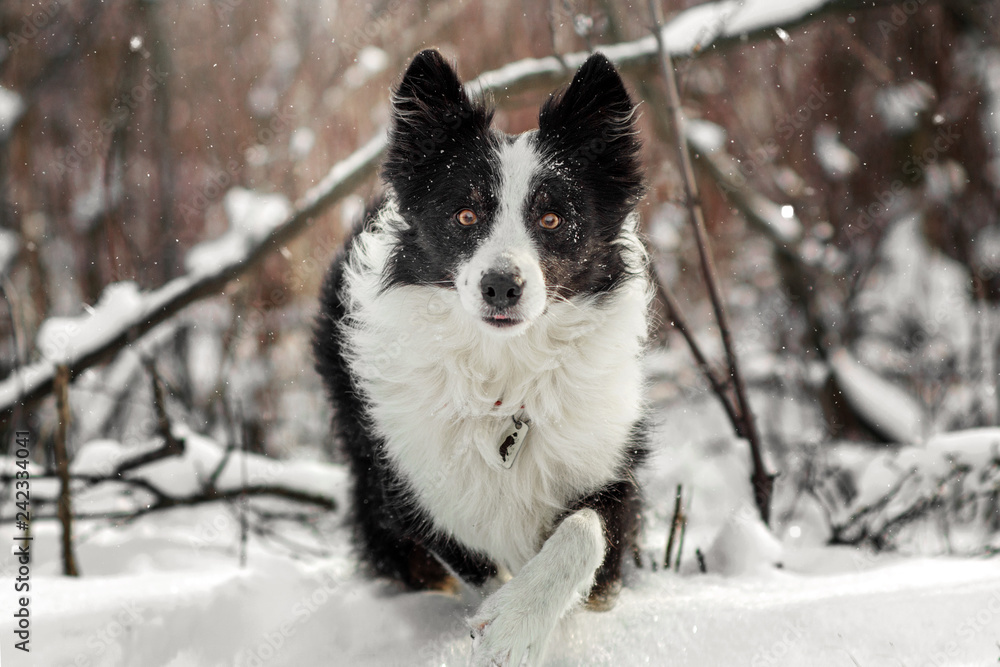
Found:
<box><xmin>648</xmin><ymin>0</ymin><xmax>774</xmax><ymax>525</ymax></box>
<box><xmin>208</xmin><ymin>439</ymin><xmax>238</xmax><ymax>493</ymax></box>
<box><xmin>695</xmin><ymin>547</ymin><xmax>707</xmax><ymax>574</ymax></box>
<box><xmin>652</xmin><ymin>258</ymin><xmax>742</xmax><ymax>433</ymax></box>
<box><xmin>207</xmin><ymin>398</ymin><xmax>239</xmax><ymax>492</ymax></box>
<box><xmin>664</xmin><ymin>483</ymin><xmax>684</xmax><ymax>569</ymax></box>
<box><xmin>675</xmin><ymin>507</ymin><xmax>688</xmax><ymax>573</ymax></box>
<box><xmin>142</xmin><ymin>358</ymin><xmax>184</xmax><ymax>454</ymax></box>
<box><xmin>239</xmin><ymin>403</ymin><xmax>249</xmax><ymax>568</ymax></box>
<box><xmin>54</xmin><ymin>365</ymin><xmax>80</xmax><ymax>576</ymax></box>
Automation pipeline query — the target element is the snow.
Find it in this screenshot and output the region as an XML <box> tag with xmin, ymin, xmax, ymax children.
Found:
<box><xmin>71</xmin><ymin>170</ymin><xmax>123</xmax><ymax>233</ymax></box>
<box><xmin>926</xmin><ymin>427</ymin><xmax>1000</xmax><ymax>465</ymax></box>
<box><xmin>289</xmin><ymin>127</ymin><xmax>316</xmax><ymax>160</ymax></box>
<box><xmin>979</xmin><ymin>48</ymin><xmax>1000</xmax><ymax>188</ymax></box>
<box><xmin>3</xmin><ymin>505</ymin><xmax>999</xmax><ymax>666</ymax></box>
<box><xmin>924</xmin><ymin>160</ymin><xmax>968</xmax><ymax>203</ymax></box>
<box><xmin>185</xmin><ymin>188</ymin><xmax>292</xmax><ymax>276</ymax></box>
<box><xmin>874</xmin><ymin>80</ymin><xmax>935</xmax><ymax>134</ymax></box>
<box><xmin>476</xmin><ymin>0</ymin><xmax>836</xmax><ymax>93</ymax></box>
<box><xmin>35</xmin><ymin>281</ymin><xmax>145</xmax><ymax>365</ymax></box>
<box><xmin>3</xmin><ymin>410</ymin><xmax>998</xmax><ymax>666</ymax></box>
<box><xmin>973</xmin><ymin>224</ymin><xmax>1000</xmax><ymax>275</ymax></box>
<box><xmin>686</xmin><ymin>118</ymin><xmax>727</xmax><ymax>152</ymax></box>
<box><xmin>0</xmin><ymin>227</ymin><xmax>19</xmax><ymax>276</ymax></box>
<box><xmin>658</xmin><ymin>0</ymin><xmax>827</xmax><ymax>53</ymax></box>
<box><xmin>702</xmin><ymin>504</ymin><xmax>783</xmax><ymax>575</ymax></box>
<box><xmin>819</xmin><ymin>427</ymin><xmax>1000</xmax><ymax>556</ymax></box>
<box><xmin>828</xmin><ymin>347</ymin><xmax>925</xmax><ymax>444</ymax></box>
<box><xmin>848</xmin><ymin>427</ymin><xmax>1000</xmax><ymax>505</ymax></box>
<box><xmin>63</xmin><ymin>427</ymin><xmax>346</xmax><ymax>506</ymax></box>
<box><xmin>851</xmin><ymin>215</ymin><xmax>982</xmax><ymax>431</ymax></box>
<box><xmin>344</xmin><ymin>46</ymin><xmax>390</xmax><ymax>89</ymax></box>
<box><xmin>813</xmin><ymin>124</ymin><xmax>859</xmax><ymax>180</ymax></box>
<box><xmin>0</xmin><ymin>85</ymin><xmax>24</xmax><ymax>140</ymax></box>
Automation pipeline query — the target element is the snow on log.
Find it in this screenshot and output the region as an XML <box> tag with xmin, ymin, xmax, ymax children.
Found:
<box><xmin>828</xmin><ymin>347</ymin><xmax>925</xmax><ymax>445</ymax></box>
<box><xmin>0</xmin><ymin>0</ymin><xmax>845</xmax><ymax>416</ymax></box>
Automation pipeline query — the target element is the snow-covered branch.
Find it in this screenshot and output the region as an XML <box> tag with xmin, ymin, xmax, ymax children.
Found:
<box><xmin>0</xmin><ymin>0</ymin><xmax>849</xmax><ymax>417</ymax></box>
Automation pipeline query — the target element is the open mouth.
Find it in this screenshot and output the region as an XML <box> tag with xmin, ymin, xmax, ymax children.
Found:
<box><xmin>483</xmin><ymin>314</ymin><xmax>523</xmax><ymax>328</ymax></box>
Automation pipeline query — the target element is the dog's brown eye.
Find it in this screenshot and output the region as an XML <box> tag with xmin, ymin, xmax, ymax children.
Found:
<box><xmin>456</xmin><ymin>209</ymin><xmax>478</xmax><ymax>226</ymax></box>
<box><xmin>539</xmin><ymin>212</ymin><xmax>561</xmax><ymax>230</ymax></box>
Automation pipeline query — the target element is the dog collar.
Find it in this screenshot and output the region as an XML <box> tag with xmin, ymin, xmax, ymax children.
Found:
<box><xmin>498</xmin><ymin>411</ymin><xmax>530</xmax><ymax>469</ymax></box>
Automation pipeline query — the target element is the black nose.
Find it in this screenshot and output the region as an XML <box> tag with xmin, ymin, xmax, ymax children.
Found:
<box><xmin>480</xmin><ymin>271</ymin><xmax>523</xmax><ymax>309</ymax></box>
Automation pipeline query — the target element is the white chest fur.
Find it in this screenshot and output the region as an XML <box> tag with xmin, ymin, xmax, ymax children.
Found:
<box><xmin>339</xmin><ymin>211</ymin><xmax>650</xmax><ymax>573</ymax></box>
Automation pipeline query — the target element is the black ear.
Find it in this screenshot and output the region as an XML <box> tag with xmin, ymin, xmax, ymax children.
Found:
<box><xmin>537</xmin><ymin>53</ymin><xmax>643</xmax><ymax>222</ymax></box>
<box><xmin>384</xmin><ymin>50</ymin><xmax>493</xmax><ymax>184</ymax></box>
<box><xmin>393</xmin><ymin>49</ymin><xmax>469</xmax><ymax>116</ymax></box>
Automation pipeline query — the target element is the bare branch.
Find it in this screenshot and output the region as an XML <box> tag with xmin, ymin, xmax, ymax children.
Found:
<box><xmin>0</xmin><ymin>473</ymin><xmax>337</xmax><ymax>523</ymax></box>
<box><xmin>664</xmin><ymin>483</ymin><xmax>684</xmax><ymax>569</ymax></box>
<box><xmin>652</xmin><ymin>257</ymin><xmax>743</xmax><ymax>436</ymax></box>
<box><xmin>648</xmin><ymin>0</ymin><xmax>774</xmax><ymax>524</ymax></box>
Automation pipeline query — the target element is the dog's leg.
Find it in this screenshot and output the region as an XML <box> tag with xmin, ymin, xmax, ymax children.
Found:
<box><xmin>469</xmin><ymin>508</ymin><xmax>605</xmax><ymax>667</ymax></box>
<box><xmin>570</xmin><ymin>478</ymin><xmax>642</xmax><ymax>611</ymax></box>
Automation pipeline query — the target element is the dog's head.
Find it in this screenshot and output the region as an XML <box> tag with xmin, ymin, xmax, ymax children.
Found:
<box><xmin>382</xmin><ymin>49</ymin><xmax>643</xmax><ymax>335</ymax></box>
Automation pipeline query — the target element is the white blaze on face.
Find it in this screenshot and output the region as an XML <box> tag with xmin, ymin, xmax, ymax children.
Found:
<box><xmin>455</xmin><ymin>134</ymin><xmax>547</xmax><ymax>333</ymax></box>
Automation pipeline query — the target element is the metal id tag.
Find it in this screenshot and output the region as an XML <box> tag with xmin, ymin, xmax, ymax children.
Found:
<box><xmin>498</xmin><ymin>416</ymin><xmax>530</xmax><ymax>469</ymax></box>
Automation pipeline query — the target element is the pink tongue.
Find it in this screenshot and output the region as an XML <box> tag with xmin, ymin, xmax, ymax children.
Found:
<box><xmin>492</xmin><ymin>314</ymin><xmax>508</xmax><ymax>320</ymax></box>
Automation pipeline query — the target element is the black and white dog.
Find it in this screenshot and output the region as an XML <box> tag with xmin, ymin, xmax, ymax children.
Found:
<box><xmin>314</xmin><ymin>49</ymin><xmax>650</xmax><ymax>666</ymax></box>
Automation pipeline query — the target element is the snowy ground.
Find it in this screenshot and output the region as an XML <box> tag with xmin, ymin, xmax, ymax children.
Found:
<box><xmin>2</xmin><ymin>394</ymin><xmax>999</xmax><ymax>667</ymax></box>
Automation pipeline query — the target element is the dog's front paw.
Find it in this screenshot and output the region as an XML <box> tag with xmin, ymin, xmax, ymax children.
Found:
<box><xmin>467</xmin><ymin>584</ymin><xmax>554</xmax><ymax>667</ymax></box>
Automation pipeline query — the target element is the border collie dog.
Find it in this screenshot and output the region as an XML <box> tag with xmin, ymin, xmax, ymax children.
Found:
<box><xmin>314</xmin><ymin>49</ymin><xmax>649</xmax><ymax>666</ymax></box>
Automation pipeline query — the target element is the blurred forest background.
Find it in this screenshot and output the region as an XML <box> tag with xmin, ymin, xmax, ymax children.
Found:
<box><xmin>0</xmin><ymin>0</ymin><xmax>999</xmax><ymax>556</ymax></box>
